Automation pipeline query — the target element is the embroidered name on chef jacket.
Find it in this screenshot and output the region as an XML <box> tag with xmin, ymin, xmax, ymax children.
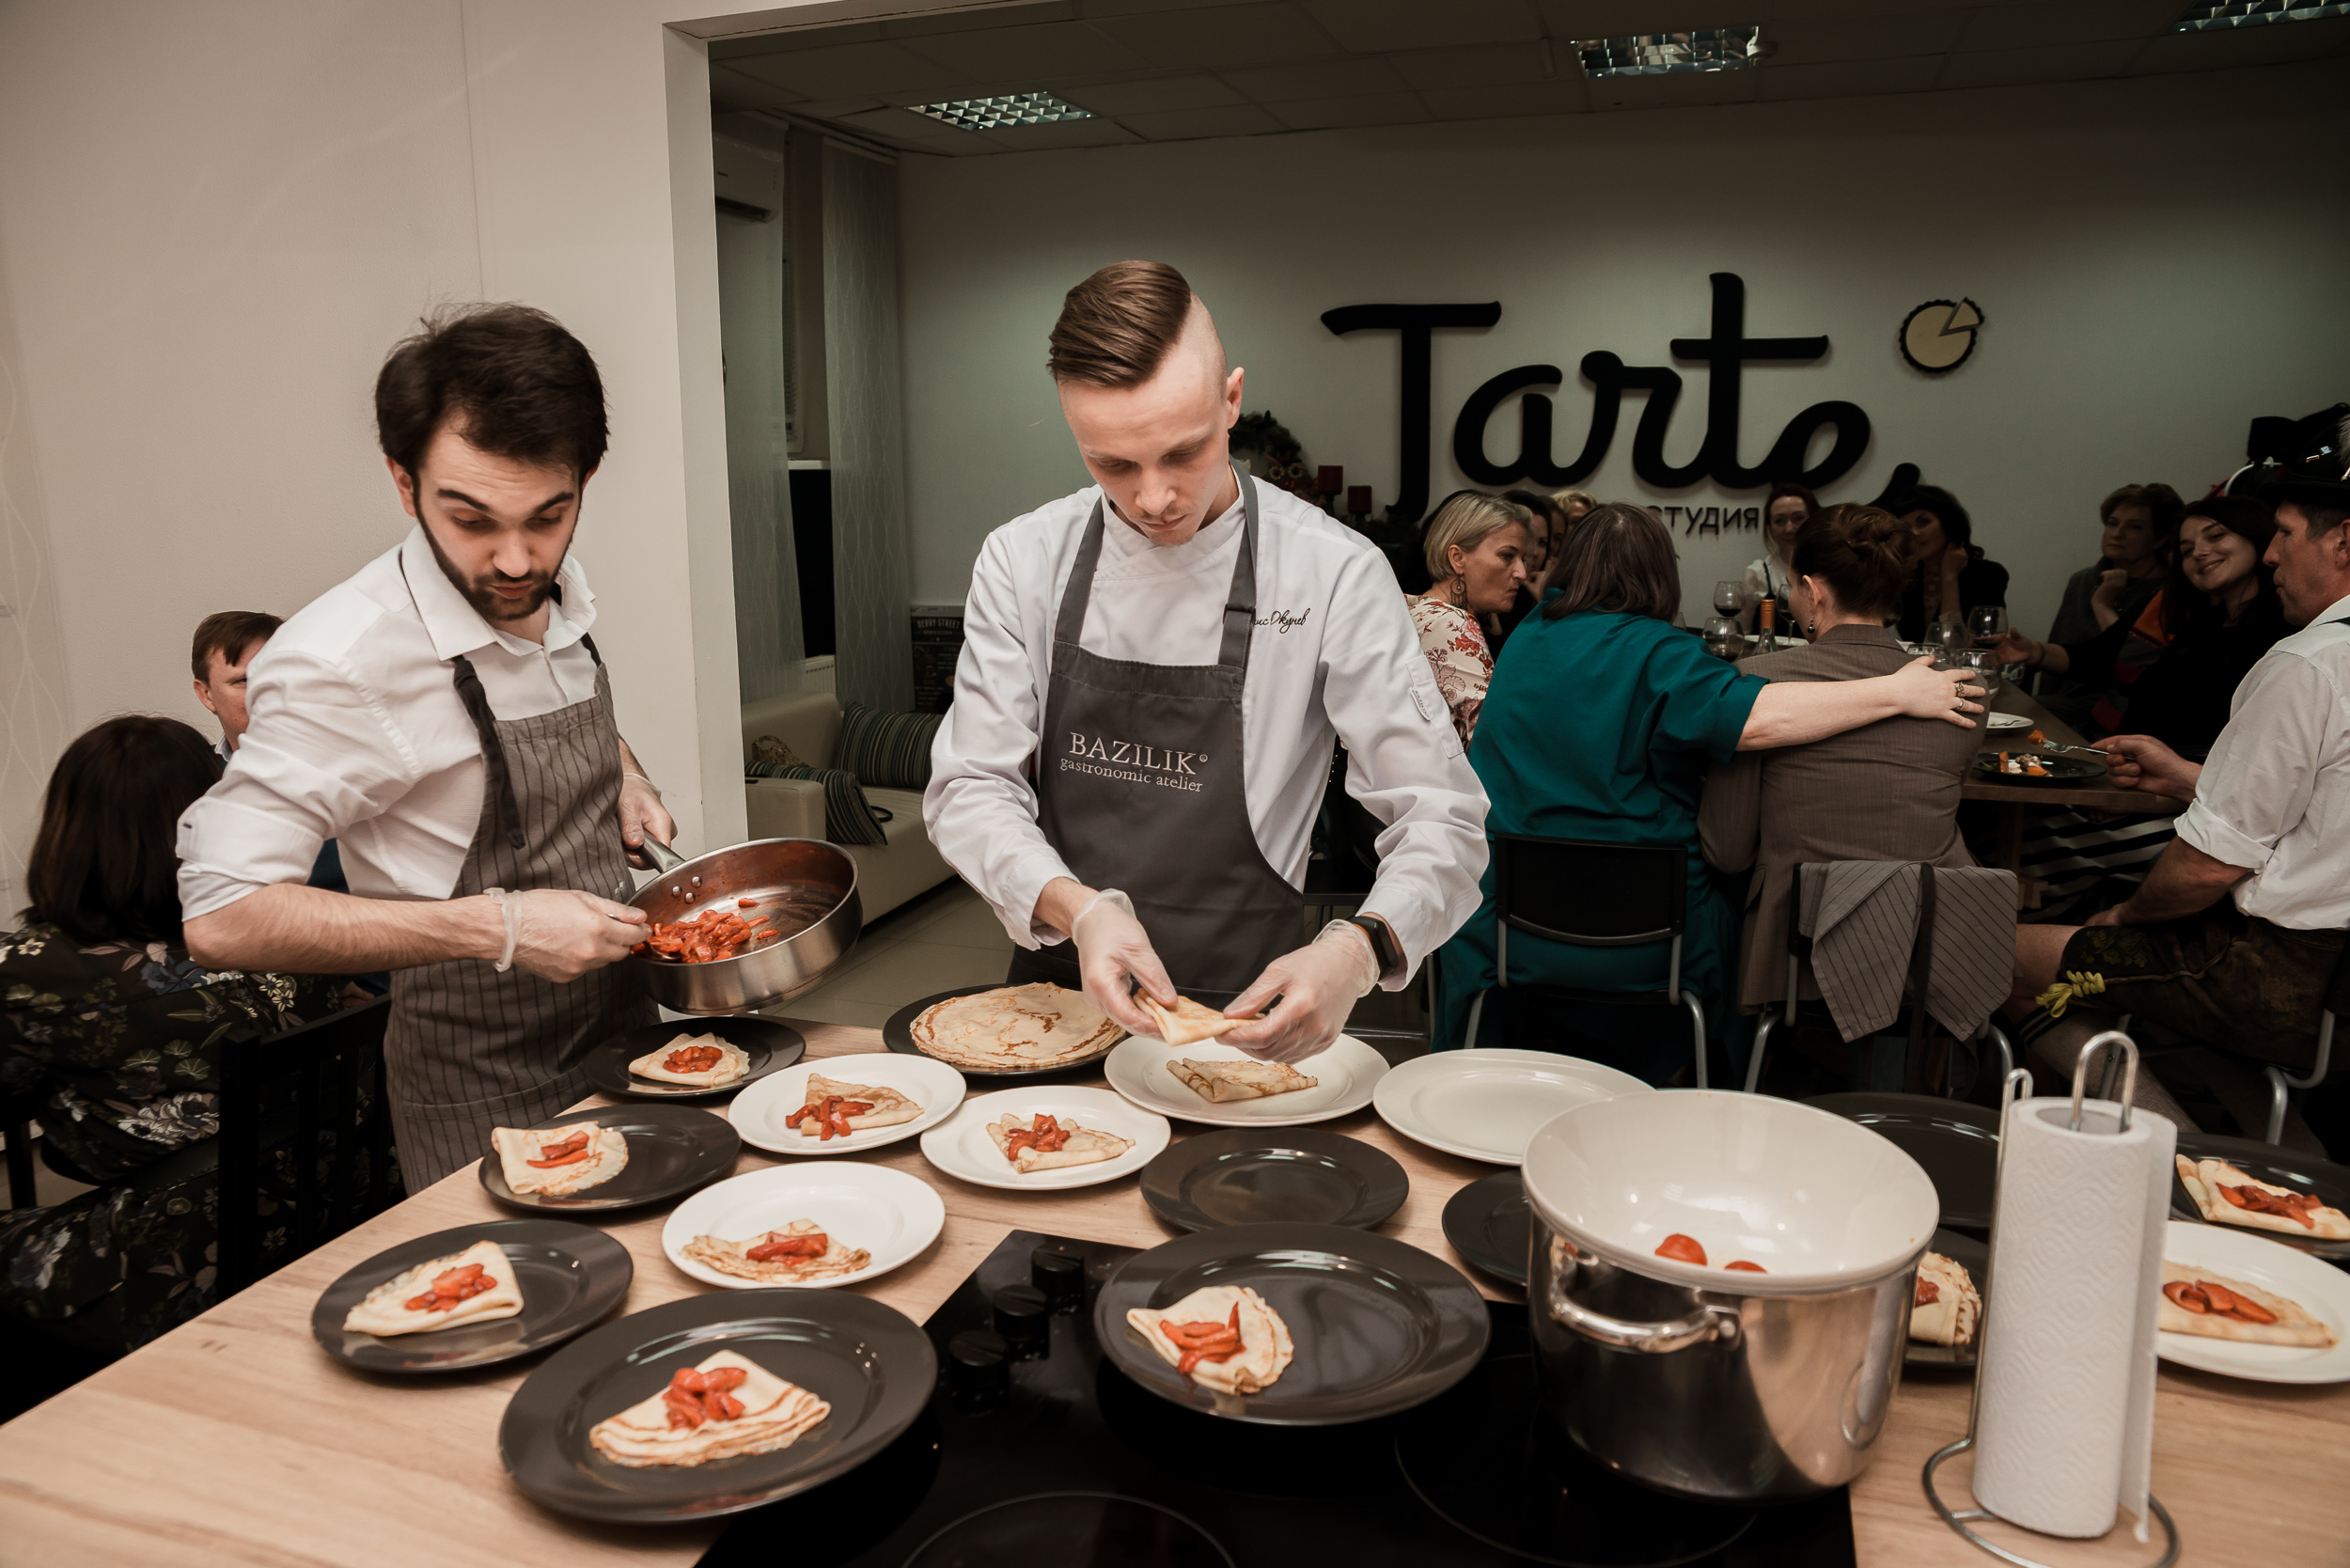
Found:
<box><xmin>1062</xmin><ymin>731</ymin><xmax>1208</xmax><ymax>793</ymax></box>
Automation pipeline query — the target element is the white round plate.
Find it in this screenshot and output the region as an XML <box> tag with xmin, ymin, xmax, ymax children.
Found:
<box><xmin>728</xmin><ymin>1054</ymin><xmax>966</xmax><ymax>1156</ymax></box>
<box><xmin>1373</xmin><ymin>1048</ymin><xmax>1653</xmax><ymax>1166</ymax></box>
<box><xmin>1102</xmin><ymin>1033</ymin><xmax>1388</xmax><ymax>1127</ymax></box>
<box><xmin>1984</xmin><ymin>712</ymin><xmax>2032</xmax><ymax>731</ymax></box>
<box><xmin>2155</xmin><ymin>1218</ymin><xmax>2350</xmax><ymax>1384</ymax></box>
<box><xmin>660</xmin><ymin>1162</ymin><xmax>945</xmax><ymax>1291</ymax></box>
<box><xmin>919</xmin><ymin>1085</ymin><xmax>1169</xmax><ymax>1191</ymax></box>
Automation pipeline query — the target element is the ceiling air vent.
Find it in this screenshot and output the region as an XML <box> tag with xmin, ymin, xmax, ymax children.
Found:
<box><xmin>905</xmin><ymin>92</ymin><xmax>1094</xmax><ymax>133</ymax></box>
<box><xmin>1574</xmin><ymin>27</ymin><xmax>1763</xmax><ymax>77</ymax></box>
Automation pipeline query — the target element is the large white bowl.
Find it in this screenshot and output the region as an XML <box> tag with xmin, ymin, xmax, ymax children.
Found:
<box><xmin>1523</xmin><ymin>1089</ymin><xmax>1940</xmax><ymax>1295</ymax></box>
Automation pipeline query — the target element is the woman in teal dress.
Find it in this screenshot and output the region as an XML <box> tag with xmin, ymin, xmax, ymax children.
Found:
<box><xmin>1435</xmin><ymin>504</ymin><xmax>1984</xmax><ymax>1071</ymax></box>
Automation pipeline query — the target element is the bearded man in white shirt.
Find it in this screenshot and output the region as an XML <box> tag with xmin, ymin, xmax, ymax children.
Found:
<box><xmin>2014</xmin><ymin>409</ymin><xmax>2350</xmax><ymax>1106</ymax></box>
<box><xmin>180</xmin><ymin>305</ymin><xmax>671</xmax><ymax>1184</ymax></box>
<box><xmin>925</xmin><ymin>261</ymin><xmax>1491</xmax><ymax>1064</ymax></box>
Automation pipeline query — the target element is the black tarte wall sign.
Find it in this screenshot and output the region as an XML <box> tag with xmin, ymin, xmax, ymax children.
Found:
<box><xmin>1899</xmin><ymin>298</ymin><xmax>1983</xmax><ymax>373</ymax></box>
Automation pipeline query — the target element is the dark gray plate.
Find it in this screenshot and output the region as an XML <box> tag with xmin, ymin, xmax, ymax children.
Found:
<box><xmin>499</xmin><ymin>1288</ymin><xmax>935</xmax><ymax>1523</ymax></box>
<box><xmin>884</xmin><ymin>985</ymin><xmax>1121</xmax><ymax>1077</ymax></box>
<box><xmin>583</xmin><ymin>1015</ymin><xmax>805</xmax><ymax>1101</ymax></box>
<box><xmin>1141</xmin><ymin>1129</ymin><xmax>1409</xmax><ymax>1232</ymax></box>
<box><xmin>310</xmin><ymin>1220</ymin><xmax>632</xmax><ymax>1373</ymax></box>
<box><xmin>1808</xmin><ymin>1091</ymin><xmax>1999</xmax><ymax>1231</ymax></box>
<box><xmin>478</xmin><ymin>1103</ymin><xmax>740</xmax><ymax>1214</ymax></box>
<box><xmin>1442</xmin><ymin>1168</ymin><xmax>1530</xmax><ymax>1286</ymax></box>
<box><xmin>1970</xmin><ymin>753</ymin><xmax>2106</xmax><ymax>786</ymax></box>
<box><xmin>1905</xmin><ymin>1228</ymin><xmax>1989</xmax><ymax>1372</ymax></box>
<box><xmin>2169</xmin><ymin>1133</ymin><xmax>2350</xmax><ymax>1260</ymax></box>
<box><xmin>1094</xmin><ymin>1221</ymin><xmax>1489</xmax><ymax>1426</ymax></box>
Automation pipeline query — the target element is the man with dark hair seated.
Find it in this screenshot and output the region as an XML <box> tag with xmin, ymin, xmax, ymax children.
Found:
<box><xmin>2013</xmin><ymin>412</ymin><xmax>2350</xmax><ymax>1131</ymax></box>
<box><xmin>190</xmin><ymin>609</ymin><xmax>283</xmax><ymax>762</ymax></box>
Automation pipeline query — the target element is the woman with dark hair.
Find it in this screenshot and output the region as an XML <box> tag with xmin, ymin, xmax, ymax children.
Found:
<box><xmin>1434</xmin><ymin>504</ymin><xmax>1983</xmax><ymax>1062</ymax></box>
<box><xmin>1700</xmin><ymin>506</ymin><xmax>1987</xmax><ymax>1017</ymax></box>
<box><xmin>1738</xmin><ymin>480</ymin><xmax>1817</xmax><ymax>632</ymax></box>
<box><xmin>0</xmin><ymin>717</ymin><xmax>336</xmax><ymax>1353</ymax></box>
<box><xmin>1893</xmin><ymin>484</ymin><xmax>2009</xmax><ymax>644</ymax></box>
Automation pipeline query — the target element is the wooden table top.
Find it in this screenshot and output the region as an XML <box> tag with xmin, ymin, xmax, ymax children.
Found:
<box><xmin>2</xmin><ymin>1024</ymin><xmax>2340</xmax><ymax>1567</ymax></box>
<box><xmin>1961</xmin><ymin>682</ymin><xmax>2185</xmax><ymax>818</ymax></box>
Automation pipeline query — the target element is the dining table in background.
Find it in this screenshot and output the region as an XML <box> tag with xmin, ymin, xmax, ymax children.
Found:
<box><xmin>1961</xmin><ymin>680</ymin><xmax>2186</xmax><ymax>876</ymax></box>
<box><xmin>0</xmin><ymin>1022</ymin><xmax>2341</xmax><ymax>1567</ymax></box>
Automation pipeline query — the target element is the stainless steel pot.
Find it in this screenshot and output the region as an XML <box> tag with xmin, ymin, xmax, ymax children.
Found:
<box><xmin>1521</xmin><ymin>1090</ymin><xmax>1937</xmax><ymax>1503</ymax></box>
<box><xmin>626</xmin><ymin>836</ymin><xmax>861</xmax><ymax>1015</ymax></box>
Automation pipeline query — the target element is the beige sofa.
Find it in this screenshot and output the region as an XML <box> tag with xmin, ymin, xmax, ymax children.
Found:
<box><xmin>740</xmin><ymin>692</ymin><xmax>957</xmax><ymax>923</ymax></box>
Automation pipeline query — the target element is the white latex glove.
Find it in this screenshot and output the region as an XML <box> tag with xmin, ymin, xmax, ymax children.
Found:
<box><xmin>1070</xmin><ymin>889</ymin><xmax>1176</xmax><ymax>1037</ymax></box>
<box><xmin>1217</xmin><ymin>921</ymin><xmax>1381</xmax><ymax>1065</ymax></box>
<box><xmin>496</xmin><ymin>888</ymin><xmax>649</xmax><ymax>982</ymax></box>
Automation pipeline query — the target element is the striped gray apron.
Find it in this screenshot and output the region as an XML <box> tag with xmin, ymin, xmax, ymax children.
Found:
<box><xmin>383</xmin><ymin>642</ymin><xmax>654</xmax><ymax>1187</ymax></box>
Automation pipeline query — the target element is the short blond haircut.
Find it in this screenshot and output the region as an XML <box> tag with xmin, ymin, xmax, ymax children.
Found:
<box><xmin>1553</xmin><ymin>489</ymin><xmax>1600</xmax><ymax>518</ymax></box>
<box><xmin>1421</xmin><ymin>492</ymin><xmax>1532</xmax><ymax>581</ymax></box>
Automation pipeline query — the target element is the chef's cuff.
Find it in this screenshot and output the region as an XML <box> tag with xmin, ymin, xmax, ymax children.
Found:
<box><xmin>995</xmin><ymin>850</ymin><xmax>1079</xmax><ymax>950</ymax></box>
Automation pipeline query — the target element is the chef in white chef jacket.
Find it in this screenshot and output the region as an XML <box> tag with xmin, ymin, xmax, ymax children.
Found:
<box><xmin>924</xmin><ymin>260</ymin><xmax>1491</xmax><ymax>1064</ymax></box>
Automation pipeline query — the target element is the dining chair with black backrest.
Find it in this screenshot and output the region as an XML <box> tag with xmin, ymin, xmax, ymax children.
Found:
<box><xmin>2258</xmin><ymin>931</ymin><xmax>2349</xmax><ymax>1145</ymax></box>
<box><xmin>3</xmin><ymin>1086</ymin><xmax>39</xmax><ymax>1210</ymax></box>
<box><xmin>1740</xmin><ymin>863</ymin><xmax>2013</xmax><ymax>1098</ymax></box>
<box><xmin>1459</xmin><ymin>834</ymin><xmax>1708</xmax><ymax>1088</ymax></box>
<box><xmin>215</xmin><ymin>996</ymin><xmax>400</xmax><ymax>1299</ymax></box>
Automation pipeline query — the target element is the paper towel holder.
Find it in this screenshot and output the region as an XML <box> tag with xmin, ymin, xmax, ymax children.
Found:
<box><xmin>1920</xmin><ymin>1058</ymin><xmax>2182</xmax><ymax>1568</ymax></box>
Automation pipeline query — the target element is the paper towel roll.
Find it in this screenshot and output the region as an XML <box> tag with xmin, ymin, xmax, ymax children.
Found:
<box><xmin>1971</xmin><ymin>1096</ymin><xmax>2175</xmax><ymax>1538</ymax></box>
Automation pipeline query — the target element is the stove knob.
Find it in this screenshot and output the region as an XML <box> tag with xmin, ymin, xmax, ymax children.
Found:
<box><xmin>947</xmin><ymin>1328</ymin><xmax>1009</xmax><ymax>1408</ymax></box>
<box><xmin>1031</xmin><ymin>1247</ymin><xmax>1086</xmax><ymax>1309</ymax></box>
<box><xmin>993</xmin><ymin>1284</ymin><xmax>1051</xmax><ymax>1355</ymax></box>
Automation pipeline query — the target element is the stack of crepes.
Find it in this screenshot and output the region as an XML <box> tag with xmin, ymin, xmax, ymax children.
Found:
<box><xmin>588</xmin><ymin>1350</ymin><xmax>831</xmax><ymax>1468</ymax></box>
<box><xmin>910</xmin><ymin>982</ymin><xmax>1122</xmax><ymax>1071</ymax></box>
<box><xmin>490</xmin><ymin>1121</ymin><xmax>630</xmax><ymax>1197</ymax></box>
<box><xmin>1125</xmin><ymin>1285</ymin><xmax>1294</xmax><ymax>1395</ymax></box>
<box><xmin>342</xmin><ymin>1240</ymin><xmax>524</xmax><ymax>1337</ymax></box>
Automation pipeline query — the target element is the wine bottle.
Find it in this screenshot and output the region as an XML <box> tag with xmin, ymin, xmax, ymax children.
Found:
<box><xmin>1755</xmin><ymin>596</ymin><xmax>1779</xmax><ymax>654</ymax></box>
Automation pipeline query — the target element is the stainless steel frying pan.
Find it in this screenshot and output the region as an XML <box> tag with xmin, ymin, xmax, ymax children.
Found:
<box><xmin>625</xmin><ymin>835</ymin><xmax>862</xmax><ymax>1015</ymax></box>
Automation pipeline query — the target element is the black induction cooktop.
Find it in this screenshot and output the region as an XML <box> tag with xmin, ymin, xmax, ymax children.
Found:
<box><xmin>697</xmin><ymin>1231</ymin><xmax>1855</xmax><ymax>1568</ymax></box>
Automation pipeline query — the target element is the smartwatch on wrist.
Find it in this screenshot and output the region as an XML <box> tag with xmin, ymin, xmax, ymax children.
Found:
<box><xmin>1341</xmin><ymin>915</ymin><xmax>1402</xmax><ymax>979</ymax></box>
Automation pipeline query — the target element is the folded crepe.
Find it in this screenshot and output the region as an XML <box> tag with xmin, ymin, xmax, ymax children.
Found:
<box><xmin>628</xmin><ymin>1031</ymin><xmax>750</xmax><ymax>1088</ymax></box>
<box><xmin>490</xmin><ymin>1121</ymin><xmax>629</xmax><ymax>1197</ymax></box>
<box><xmin>1908</xmin><ymin>1251</ymin><xmax>1980</xmax><ymax>1347</ymax></box>
<box><xmin>910</xmin><ymin>982</ymin><xmax>1122</xmax><ymax>1070</ymax></box>
<box><xmin>588</xmin><ymin>1349</ymin><xmax>831</xmax><ymax>1468</ymax></box>
<box><xmin>341</xmin><ymin>1239</ymin><xmax>524</xmax><ymax>1337</ymax></box>
<box><xmin>789</xmin><ymin>1074</ymin><xmax>923</xmax><ymax>1139</ymax></box>
<box><xmin>1167</xmin><ymin>1057</ymin><xmax>1318</xmax><ymax>1104</ymax></box>
<box><xmin>1140</xmin><ymin>994</ymin><xmax>1261</xmax><ymax>1047</ymax></box>
<box><xmin>1125</xmin><ymin>1285</ymin><xmax>1294</xmax><ymax>1395</ymax></box>
<box><xmin>2175</xmin><ymin>1156</ymin><xmax>2350</xmax><ymax>1240</ymax></box>
<box><xmin>2158</xmin><ymin>1262</ymin><xmax>2336</xmax><ymax>1349</ymax></box>
<box><xmin>985</xmin><ymin>1112</ymin><xmax>1133</xmax><ymax>1174</ymax></box>
<box><xmin>682</xmin><ymin>1217</ymin><xmax>872</xmax><ymax>1284</ymax></box>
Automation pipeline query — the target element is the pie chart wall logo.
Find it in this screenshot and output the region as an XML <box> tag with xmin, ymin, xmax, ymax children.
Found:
<box><xmin>1900</xmin><ymin>298</ymin><xmax>1982</xmax><ymax>373</ymax></box>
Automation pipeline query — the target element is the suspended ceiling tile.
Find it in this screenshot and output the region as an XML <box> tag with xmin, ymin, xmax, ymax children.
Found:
<box><xmin>835</xmin><ymin>105</ymin><xmax>977</xmax><ymax>143</ymax></box>
<box><xmin>896</xmin><ymin>20</ymin><xmax>1150</xmax><ymax>77</ymax></box>
<box><xmin>1058</xmin><ymin>72</ymin><xmax>1248</xmax><ymax>112</ymax></box>
<box><xmin>723</xmin><ymin>41</ymin><xmax>971</xmax><ymax>99</ymax></box>
<box><xmin>1419</xmin><ymin>76</ymin><xmax>1591</xmax><ymax>118</ymax></box>
<box><xmin>1089</xmin><ymin>3</ymin><xmax>1341</xmax><ymax>69</ymax></box>
<box><xmin>979</xmin><ymin>116</ymin><xmax>1145</xmax><ymax>148</ymax></box>
<box><xmin>1265</xmin><ymin>90</ymin><xmax>1436</xmax><ymax>128</ymax></box>
<box><xmin>1585</xmin><ymin>67</ymin><xmax>1762</xmax><ymax>110</ymax></box>
<box><xmin>1754</xmin><ymin>52</ymin><xmax>1945</xmax><ymax>99</ymax></box>
<box><xmin>1767</xmin><ymin>0</ymin><xmax>1976</xmax><ymax>17</ymax></box>
<box><xmin>1120</xmin><ymin>102</ymin><xmax>1291</xmax><ymax>137</ymax></box>
<box><xmin>1387</xmin><ymin>40</ymin><xmax>1558</xmax><ymax>89</ymax></box>
<box><xmin>791</xmin><ymin>96</ymin><xmax>888</xmax><ymax>119</ymax></box>
<box><xmin>2129</xmin><ymin>14</ymin><xmax>2350</xmax><ymax>70</ymax></box>
<box><xmin>709</xmin><ymin>64</ymin><xmax>802</xmax><ymax>113</ymax></box>
<box><xmin>1080</xmin><ymin>0</ymin><xmax>1273</xmax><ymax>12</ymax></box>
<box><xmin>1765</xmin><ymin>9</ymin><xmax>1970</xmax><ymax>64</ymax></box>
<box><xmin>1954</xmin><ymin>0</ymin><xmax>2181</xmax><ymax>52</ymax></box>
<box><xmin>1939</xmin><ymin>36</ymin><xmax>2144</xmax><ymax>87</ymax></box>
<box><xmin>1297</xmin><ymin>0</ymin><xmax>1543</xmax><ymax>52</ymax></box>
<box><xmin>1531</xmin><ymin>0</ymin><xmax>1767</xmax><ymax>36</ymax></box>
<box><xmin>885</xmin><ymin>2</ymin><xmax>1081</xmax><ymax>37</ymax></box>
<box><xmin>712</xmin><ymin>23</ymin><xmax>885</xmax><ymax>57</ymax></box>
<box><xmin>1217</xmin><ymin>55</ymin><xmax>1412</xmax><ymax>100</ymax></box>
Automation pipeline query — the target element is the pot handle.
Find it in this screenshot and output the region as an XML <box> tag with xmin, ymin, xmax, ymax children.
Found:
<box><xmin>637</xmin><ymin>832</ymin><xmax>687</xmax><ymax>875</ymax></box>
<box><xmin>1545</xmin><ymin>1243</ymin><xmax>1742</xmax><ymax>1354</ymax></box>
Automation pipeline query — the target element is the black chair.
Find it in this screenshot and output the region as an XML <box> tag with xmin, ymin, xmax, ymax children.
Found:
<box><xmin>1459</xmin><ymin>835</ymin><xmax>1708</xmax><ymax>1088</ymax></box>
<box><xmin>2256</xmin><ymin>933</ymin><xmax>2349</xmax><ymax>1145</ymax></box>
<box><xmin>1742</xmin><ymin>863</ymin><xmax>2013</xmax><ymax>1097</ymax></box>
<box><xmin>3</xmin><ymin>1087</ymin><xmax>39</xmax><ymax>1210</ymax></box>
<box><xmin>215</xmin><ymin>996</ymin><xmax>401</xmax><ymax>1298</ymax></box>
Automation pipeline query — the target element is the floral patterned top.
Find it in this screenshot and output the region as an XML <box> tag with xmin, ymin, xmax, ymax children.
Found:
<box><xmin>1408</xmin><ymin>594</ymin><xmax>1496</xmax><ymax>746</ymax></box>
<box><xmin>0</xmin><ymin>920</ymin><xmax>334</xmax><ymax>1349</ymax></box>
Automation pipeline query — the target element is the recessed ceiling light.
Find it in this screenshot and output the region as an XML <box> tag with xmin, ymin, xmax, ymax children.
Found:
<box><xmin>2174</xmin><ymin>0</ymin><xmax>2350</xmax><ymax>27</ymax></box>
<box><xmin>1574</xmin><ymin>27</ymin><xmax>1762</xmax><ymax>77</ymax></box>
<box><xmin>905</xmin><ymin>92</ymin><xmax>1094</xmax><ymax>133</ymax></box>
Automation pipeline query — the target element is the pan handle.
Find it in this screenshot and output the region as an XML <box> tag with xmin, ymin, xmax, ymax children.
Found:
<box><xmin>637</xmin><ymin>832</ymin><xmax>687</xmax><ymax>875</ymax></box>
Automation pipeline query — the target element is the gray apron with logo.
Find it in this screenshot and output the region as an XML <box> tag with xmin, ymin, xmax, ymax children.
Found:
<box><xmin>1008</xmin><ymin>466</ymin><xmax>1303</xmax><ymax>1008</ymax></box>
<box><xmin>384</xmin><ymin>638</ymin><xmax>653</xmax><ymax>1188</ymax></box>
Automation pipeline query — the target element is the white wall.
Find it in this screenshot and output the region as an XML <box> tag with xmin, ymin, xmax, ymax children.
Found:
<box><xmin>899</xmin><ymin>58</ymin><xmax>2350</xmax><ymax>637</ymax></box>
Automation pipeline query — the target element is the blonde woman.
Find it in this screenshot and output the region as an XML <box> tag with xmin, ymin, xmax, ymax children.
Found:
<box><xmin>1407</xmin><ymin>492</ymin><xmax>1533</xmax><ymax>745</ymax></box>
<box><xmin>1552</xmin><ymin>489</ymin><xmax>1599</xmax><ymax>554</ymax></box>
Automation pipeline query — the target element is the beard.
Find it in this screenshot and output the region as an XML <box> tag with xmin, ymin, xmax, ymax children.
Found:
<box><xmin>423</xmin><ymin>527</ymin><xmax>560</xmax><ymax>624</ymax></box>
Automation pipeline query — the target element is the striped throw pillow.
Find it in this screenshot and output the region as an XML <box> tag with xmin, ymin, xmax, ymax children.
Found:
<box><xmin>744</xmin><ymin>760</ymin><xmax>890</xmax><ymax>847</ymax></box>
<box><xmin>837</xmin><ymin>703</ymin><xmax>943</xmax><ymax>791</ymax></box>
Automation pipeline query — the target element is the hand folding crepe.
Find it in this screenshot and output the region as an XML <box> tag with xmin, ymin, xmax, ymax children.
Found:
<box><xmin>588</xmin><ymin>1350</ymin><xmax>831</xmax><ymax>1468</ymax></box>
<box><xmin>1140</xmin><ymin>994</ymin><xmax>1260</xmax><ymax>1047</ymax></box>
<box><xmin>490</xmin><ymin>1121</ymin><xmax>629</xmax><ymax>1197</ymax></box>
<box><xmin>341</xmin><ymin>1239</ymin><xmax>524</xmax><ymax>1337</ymax></box>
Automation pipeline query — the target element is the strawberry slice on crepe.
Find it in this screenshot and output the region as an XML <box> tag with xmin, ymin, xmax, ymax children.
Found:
<box><xmin>628</xmin><ymin>1032</ymin><xmax>750</xmax><ymax>1088</ymax></box>
<box><xmin>588</xmin><ymin>1350</ymin><xmax>831</xmax><ymax>1467</ymax></box>
<box><xmin>342</xmin><ymin>1239</ymin><xmax>524</xmax><ymax>1337</ymax></box>
<box><xmin>490</xmin><ymin>1121</ymin><xmax>629</xmax><ymax>1197</ymax></box>
<box><xmin>682</xmin><ymin>1218</ymin><xmax>872</xmax><ymax>1283</ymax></box>
<box><xmin>788</xmin><ymin>1074</ymin><xmax>923</xmax><ymax>1140</ymax></box>
<box><xmin>1125</xmin><ymin>1285</ymin><xmax>1294</xmax><ymax>1395</ymax></box>
<box><xmin>2157</xmin><ymin>1262</ymin><xmax>2336</xmax><ymax>1349</ymax></box>
<box><xmin>2174</xmin><ymin>1156</ymin><xmax>2350</xmax><ymax>1240</ymax></box>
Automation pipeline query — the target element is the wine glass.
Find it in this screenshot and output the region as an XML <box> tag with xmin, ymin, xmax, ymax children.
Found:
<box><xmin>1713</xmin><ymin>580</ymin><xmax>1745</xmax><ymax>617</ymax></box>
<box><xmin>1968</xmin><ymin>604</ymin><xmax>2009</xmax><ymax>649</ymax></box>
<box><xmin>1701</xmin><ymin>614</ymin><xmax>1743</xmax><ymax>659</ymax></box>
